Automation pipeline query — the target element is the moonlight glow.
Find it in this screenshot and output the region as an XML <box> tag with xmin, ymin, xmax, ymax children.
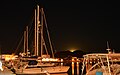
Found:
<box><xmin>69</xmin><ymin>49</ymin><xmax>76</xmax><ymax>52</ymax></box>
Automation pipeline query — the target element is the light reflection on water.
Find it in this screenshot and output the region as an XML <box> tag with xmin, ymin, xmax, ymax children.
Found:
<box><xmin>47</xmin><ymin>61</ymin><xmax>81</xmax><ymax>75</ymax></box>
<box><xmin>70</xmin><ymin>59</ymin><xmax>82</xmax><ymax>75</ymax></box>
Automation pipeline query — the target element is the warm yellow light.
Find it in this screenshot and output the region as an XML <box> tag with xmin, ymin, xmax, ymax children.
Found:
<box><xmin>42</xmin><ymin>58</ymin><xmax>58</xmax><ymax>62</ymax></box>
<box><xmin>70</xmin><ymin>49</ymin><xmax>76</xmax><ymax>52</ymax></box>
<box><xmin>4</xmin><ymin>54</ymin><xmax>18</xmax><ymax>61</ymax></box>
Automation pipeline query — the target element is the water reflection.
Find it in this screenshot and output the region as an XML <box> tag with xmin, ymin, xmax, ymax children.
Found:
<box><xmin>66</xmin><ymin>57</ymin><xmax>82</xmax><ymax>75</ymax></box>
<box><xmin>77</xmin><ymin>59</ymin><xmax>79</xmax><ymax>75</ymax></box>
<box><xmin>51</xmin><ymin>58</ymin><xmax>81</xmax><ymax>75</ymax></box>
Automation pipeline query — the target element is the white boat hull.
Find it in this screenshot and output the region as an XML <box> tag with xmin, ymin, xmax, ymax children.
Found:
<box><xmin>15</xmin><ymin>66</ymin><xmax>69</xmax><ymax>75</ymax></box>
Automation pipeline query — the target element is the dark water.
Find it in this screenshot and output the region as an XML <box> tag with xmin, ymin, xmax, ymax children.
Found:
<box><xmin>67</xmin><ymin>62</ymin><xmax>82</xmax><ymax>75</ymax></box>
<box><xmin>51</xmin><ymin>61</ymin><xmax>82</xmax><ymax>75</ymax></box>
<box><xmin>52</xmin><ymin>61</ymin><xmax>83</xmax><ymax>75</ymax></box>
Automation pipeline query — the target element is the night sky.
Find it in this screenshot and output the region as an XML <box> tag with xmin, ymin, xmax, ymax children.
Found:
<box><xmin>0</xmin><ymin>0</ymin><xmax>119</xmax><ymax>54</ymax></box>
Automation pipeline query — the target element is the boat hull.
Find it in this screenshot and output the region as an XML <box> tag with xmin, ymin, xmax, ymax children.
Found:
<box><xmin>15</xmin><ymin>66</ymin><xmax>69</xmax><ymax>75</ymax></box>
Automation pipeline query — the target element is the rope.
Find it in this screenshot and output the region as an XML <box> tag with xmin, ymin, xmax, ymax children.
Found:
<box><xmin>43</xmin><ymin>9</ymin><xmax>54</xmax><ymax>58</ymax></box>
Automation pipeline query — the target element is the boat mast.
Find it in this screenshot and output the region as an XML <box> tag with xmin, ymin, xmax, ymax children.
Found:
<box><xmin>24</xmin><ymin>30</ymin><xmax>26</xmax><ymax>54</ymax></box>
<box><xmin>106</xmin><ymin>41</ymin><xmax>112</xmax><ymax>75</ymax></box>
<box><xmin>106</xmin><ymin>41</ymin><xmax>111</xmax><ymax>54</ymax></box>
<box><xmin>34</xmin><ymin>9</ymin><xmax>37</xmax><ymax>56</ymax></box>
<box><xmin>36</xmin><ymin>5</ymin><xmax>40</xmax><ymax>56</ymax></box>
<box><xmin>41</xmin><ymin>8</ymin><xmax>43</xmax><ymax>57</ymax></box>
<box><xmin>35</xmin><ymin>5</ymin><xmax>54</xmax><ymax>57</ymax></box>
<box><xmin>23</xmin><ymin>26</ymin><xmax>28</xmax><ymax>56</ymax></box>
<box><xmin>26</xmin><ymin>26</ymin><xmax>29</xmax><ymax>56</ymax></box>
<box><xmin>0</xmin><ymin>45</ymin><xmax>2</xmax><ymax>60</ymax></box>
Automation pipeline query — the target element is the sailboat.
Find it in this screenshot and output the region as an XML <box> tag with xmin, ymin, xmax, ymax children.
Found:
<box><xmin>14</xmin><ymin>5</ymin><xmax>70</xmax><ymax>75</ymax></box>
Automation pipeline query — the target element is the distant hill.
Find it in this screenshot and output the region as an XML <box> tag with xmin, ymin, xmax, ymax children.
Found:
<box><xmin>54</xmin><ymin>50</ymin><xmax>87</xmax><ymax>58</ymax></box>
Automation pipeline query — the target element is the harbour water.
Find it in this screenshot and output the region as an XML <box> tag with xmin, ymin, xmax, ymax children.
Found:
<box><xmin>51</xmin><ymin>61</ymin><xmax>82</xmax><ymax>75</ymax></box>
<box><xmin>68</xmin><ymin>61</ymin><xmax>82</xmax><ymax>75</ymax></box>
<box><xmin>51</xmin><ymin>58</ymin><xmax>82</xmax><ymax>75</ymax></box>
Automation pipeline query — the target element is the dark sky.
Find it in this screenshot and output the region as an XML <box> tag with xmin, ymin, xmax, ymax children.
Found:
<box><xmin>0</xmin><ymin>0</ymin><xmax>119</xmax><ymax>53</ymax></box>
